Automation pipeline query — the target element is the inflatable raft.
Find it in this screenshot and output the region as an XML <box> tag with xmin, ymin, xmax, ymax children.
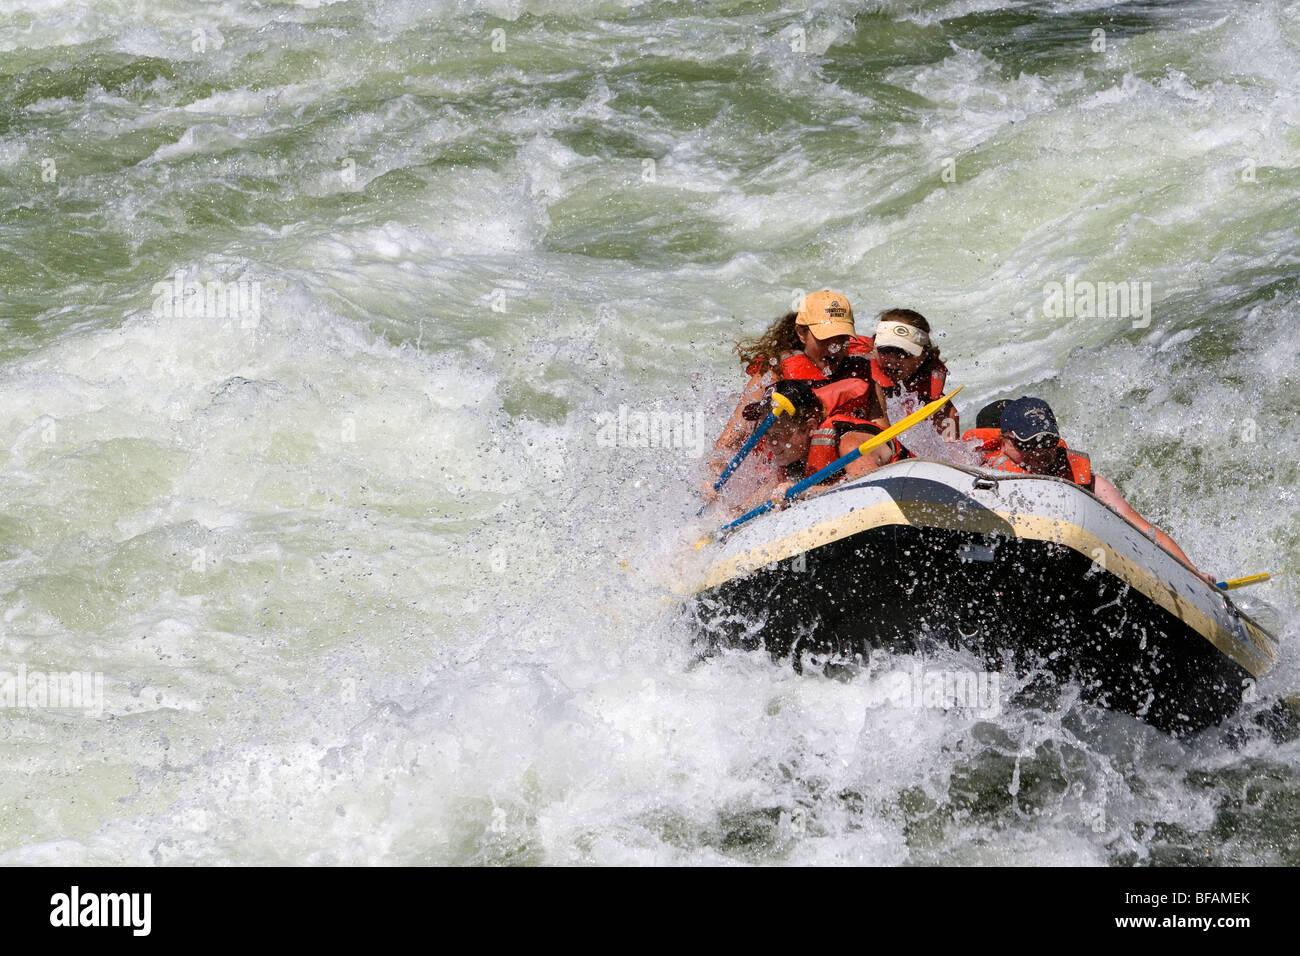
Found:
<box><xmin>688</xmin><ymin>459</ymin><xmax>1279</xmax><ymax>736</ymax></box>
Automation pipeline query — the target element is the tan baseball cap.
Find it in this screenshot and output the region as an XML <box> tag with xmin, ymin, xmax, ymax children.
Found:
<box><xmin>795</xmin><ymin>290</ymin><xmax>855</xmax><ymax>339</ymax></box>
<box><xmin>873</xmin><ymin>318</ymin><xmax>929</xmax><ymax>356</ymax></box>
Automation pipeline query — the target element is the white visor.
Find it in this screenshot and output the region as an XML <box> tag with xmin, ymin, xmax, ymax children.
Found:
<box><xmin>873</xmin><ymin>321</ymin><xmax>929</xmax><ymax>357</ymax></box>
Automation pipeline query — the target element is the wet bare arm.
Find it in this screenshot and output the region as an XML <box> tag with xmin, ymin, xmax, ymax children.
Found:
<box><xmin>839</xmin><ymin>424</ymin><xmax>897</xmax><ymax>480</ymax></box>
<box><xmin>825</xmin><ymin>387</ymin><xmax>894</xmax><ymax>485</ymax></box>
<box><xmin>1093</xmin><ymin>474</ymin><xmax>1213</xmax><ymax>581</ymax></box>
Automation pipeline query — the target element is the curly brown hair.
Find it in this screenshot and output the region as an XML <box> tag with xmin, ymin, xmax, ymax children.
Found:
<box><xmin>876</xmin><ymin>309</ymin><xmax>941</xmax><ymax>362</ymax></box>
<box><xmin>734</xmin><ymin>312</ymin><xmax>802</xmax><ymax>375</ymax></box>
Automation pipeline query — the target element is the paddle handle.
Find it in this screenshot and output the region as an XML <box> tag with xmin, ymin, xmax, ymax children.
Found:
<box><xmin>1216</xmin><ymin>573</ymin><xmax>1270</xmax><ymax>591</ymax></box>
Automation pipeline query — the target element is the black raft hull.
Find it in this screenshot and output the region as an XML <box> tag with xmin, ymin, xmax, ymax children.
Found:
<box><xmin>688</xmin><ymin>460</ymin><xmax>1278</xmax><ymax>736</ymax></box>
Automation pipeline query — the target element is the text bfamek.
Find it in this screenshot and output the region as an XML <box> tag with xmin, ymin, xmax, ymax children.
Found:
<box><xmin>1125</xmin><ymin>892</ymin><xmax>1251</xmax><ymax>908</ymax></box>
<box><xmin>49</xmin><ymin>886</ymin><xmax>151</xmax><ymax>936</ymax></box>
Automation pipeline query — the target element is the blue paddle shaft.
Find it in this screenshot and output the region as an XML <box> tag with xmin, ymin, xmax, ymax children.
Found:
<box><xmin>784</xmin><ymin>447</ymin><xmax>862</xmax><ymax>500</ymax></box>
<box><xmin>719</xmin><ymin>446</ymin><xmax>863</xmax><ymax>534</ymax></box>
<box><xmin>720</xmin><ymin>499</ymin><xmax>776</xmax><ymax>533</ymax></box>
<box><xmin>696</xmin><ymin>413</ymin><xmax>779</xmax><ymax>518</ymax></box>
<box><xmin>714</xmin><ymin>413</ymin><xmax>776</xmax><ymax>492</ymax></box>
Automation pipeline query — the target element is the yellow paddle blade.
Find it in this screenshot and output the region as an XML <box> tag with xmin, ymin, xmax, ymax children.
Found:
<box><xmin>1220</xmin><ymin>573</ymin><xmax>1271</xmax><ymax>590</ymax></box>
<box><xmin>854</xmin><ymin>385</ymin><xmax>963</xmax><ymax>457</ymax></box>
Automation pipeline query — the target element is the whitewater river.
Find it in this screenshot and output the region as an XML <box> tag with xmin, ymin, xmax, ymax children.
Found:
<box><xmin>1</xmin><ymin>0</ymin><xmax>1297</xmax><ymax>864</ymax></box>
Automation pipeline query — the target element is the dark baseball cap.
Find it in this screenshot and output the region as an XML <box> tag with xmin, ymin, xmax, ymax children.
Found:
<box><xmin>975</xmin><ymin>399</ymin><xmax>1013</xmax><ymax>430</ymax></box>
<box><xmin>1000</xmin><ymin>397</ymin><xmax>1060</xmax><ymax>442</ymax></box>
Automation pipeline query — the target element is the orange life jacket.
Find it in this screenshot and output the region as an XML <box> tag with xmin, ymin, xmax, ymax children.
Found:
<box><xmin>982</xmin><ymin>441</ymin><xmax>1095</xmax><ymax>492</ymax></box>
<box><xmin>780</xmin><ymin>350</ymin><xmax>825</xmax><ymax>380</ymax></box>
<box><xmin>877</xmin><ymin>354</ymin><xmax>948</xmax><ymax>402</ymax></box>
<box><xmin>846</xmin><ymin>334</ymin><xmax>874</xmax><ymax>359</ymax></box>
<box><xmin>878</xmin><ymin>356</ymin><xmax>955</xmax><ymax>455</ymax></box>
<box><xmin>961</xmin><ymin>426</ymin><xmax>1003</xmax><ymax>454</ymax></box>
<box><xmin>804</xmin><ymin>379</ymin><xmax>901</xmax><ymax>477</ymax></box>
<box><xmin>744</xmin><ymin>350</ymin><xmax>825</xmax><ymax>380</ymax></box>
<box><xmin>745</xmin><ymin>335</ymin><xmax>876</xmax><ymax>381</ymax></box>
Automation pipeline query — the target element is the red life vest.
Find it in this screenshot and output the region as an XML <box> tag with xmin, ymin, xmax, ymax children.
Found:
<box><xmin>877</xmin><ymin>354</ymin><xmax>948</xmax><ymax>402</ymax></box>
<box><xmin>879</xmin><ymin>355</ymin><xmax>954</xmax><ymax>452</ymax></box>
<box><xmin>745</xmin><ymin>335</ymin><xmax>876</xmax><ymax>381</ymax></box>
<box><xmin>846</xmin><ymin>334</ymin><xmax>874</xmax><ymax>358</ymax></box>
<box><xmin>779</xmin><ymin>350</ymin><xmax>826</xmax><ymax>380</ymax></box>
<box><xmin>982</xmin><ymin>441</ymin><xmax>1095</xmax><ymax>492</ymax></box>
<box><xmin>961</xmin><ymin>426</ymin><xmax>1003</xmax><ymax>454</ymax></box>
<box><xmin>744</xmin><ymin>350</ymin><xmax>825</xmax><ymax>380</ymax></box>
<box><xmin>878</xmin><ymin>357</ymin><xmax>955</xmax><ymax>459</ymax></box>
<box><xmin>804</xmin><ymin>379</ymin><xmax>901</xmax><ymax>477</ymax></box>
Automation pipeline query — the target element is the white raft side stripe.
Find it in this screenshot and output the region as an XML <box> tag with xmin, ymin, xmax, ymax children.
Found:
<box><xmin>706</xmin><ymin>461</ymin><xmax>1052</xmax><ymax>560</ymax></box>
<box><xmin>697</xmin><ymin>501</ymin><xmax>1269</xmax><ymax>677</ymax></box>
<box><xmin>699</xmin><ymin>500</ymin><xmax>907</xmax><ymax>590</ymax></box>
<box><xmin>1003</xmin><ymin>513</ymin><xmax>1271</xmax><ymax>677</ymax></box>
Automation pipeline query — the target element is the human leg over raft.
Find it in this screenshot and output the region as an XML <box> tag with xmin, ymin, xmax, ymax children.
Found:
<box><xmin>702</xmin><ymin>289</ymin><xmax>871</xmax><ymax>497</ymax></box>
<box><xmin>982</xmin><ymin>396</ymin><xmax>1215</xmax><ymax>583</ymax></box>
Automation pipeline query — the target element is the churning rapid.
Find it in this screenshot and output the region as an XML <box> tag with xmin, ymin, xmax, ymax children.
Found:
<box><xmin>1</xmin><ymin>0</ymin><xmax>1297</xmax><ymax>865</ymax></box>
